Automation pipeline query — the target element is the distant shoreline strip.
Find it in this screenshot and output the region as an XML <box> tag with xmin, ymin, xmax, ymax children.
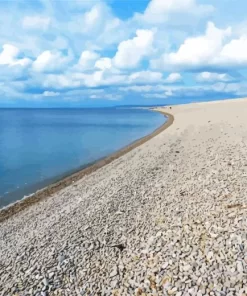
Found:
<box><xmin>0</xmin><ymin>109</ymin><xmax>174</xmax><ymax>223</ymax></box>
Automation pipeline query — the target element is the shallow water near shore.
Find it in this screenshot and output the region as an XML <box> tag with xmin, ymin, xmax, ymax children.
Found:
<box><xmin>0</xmin><ymin>107</ymin><xmax>166</xmax><ymax>208</ymax></box>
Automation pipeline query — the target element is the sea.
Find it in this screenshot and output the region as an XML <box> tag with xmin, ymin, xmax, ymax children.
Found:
<box><xmin>0</xmin><ymin>108</ymin><xmax>166</xmax><ymax>208</ymax></box>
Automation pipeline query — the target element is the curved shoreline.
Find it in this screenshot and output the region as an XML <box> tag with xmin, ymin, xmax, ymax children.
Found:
<box><xmin>0</xmin><ymin>110</ymin><xmax>174</xmax><ymax>223</ymax></box>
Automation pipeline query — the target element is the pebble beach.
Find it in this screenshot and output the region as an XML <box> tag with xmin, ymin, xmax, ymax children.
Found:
<box><xmin>1</xmin><ymin>98</ymin><xmax>247</xmax><ymax>295</ymax></box>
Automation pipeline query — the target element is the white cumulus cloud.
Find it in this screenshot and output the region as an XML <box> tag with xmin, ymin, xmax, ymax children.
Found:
<box><xmin>95</xmin><ymin>57</ymin><xmax>112</xmax><ymax>70</ymax></box>
<box><xmin>196</xmin><ymin>72</ymin><xmax>235</xmax><ymax>83</ymax></box>
<box><xmin>152</xmin><ymin>22</ymin><xmax>231</xmax><ymax>71</ymax></box>
<box><xmin>43</xmin><ymin>91</ymin><xmax>60</xmax><ymax>97</ymax></box>
<box><xmin>140</xmin><ymin>0</ymin><xmax>214</xmax><ymax>24</ymax></box>
<box><xmin>129</xmin><ymin>71</ymin><xmax>163</xmax><ymax>84</ymax></box>
<box><xmin>83</xmin><ymin>5</ymin><xmax>103</xmax><ymax>32</ymax></box>
<box><xmin>218</xmin><ymin>36</ymin><xmax>247</xmax><ymax>66</ymax></box>
<box><xmin>32</xmin><ymin>50</ymin><xmax>73</xmax><ymax>73</ymax></box>
<box><xmin>0</xmin><ymin>44</ymin><xmax>31</xmax><ymax>67</ymax></box>
<box><xmin>151</xmin><ymin>22</ymin><xmax>247</xmax><ymax>72</ymax></box>
<box><xmin>77</xmin><ymin>50</ymin><xmax>100</xmax><ymax>70</ymax></box>
<box><xmin>113</xmin><ymin>29</ymin><xmax>155</xmax><ymax>69</ymax></box>
<box><xmin>165</xmin><ymin>73</ymin><xmax>182</xmax><ymax>83</ymax></box>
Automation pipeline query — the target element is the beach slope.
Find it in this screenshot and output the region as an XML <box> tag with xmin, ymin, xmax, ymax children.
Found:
<box><xmin>1</xmin><ymin>98</ymin><xmax>247</xmax><ymax>295</ymax></box>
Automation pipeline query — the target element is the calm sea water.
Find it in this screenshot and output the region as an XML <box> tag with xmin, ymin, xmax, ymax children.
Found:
<box><xmin>0</xmin><ymin>108</ymin><xmax>165</xmax><ymax>208</ymax></box>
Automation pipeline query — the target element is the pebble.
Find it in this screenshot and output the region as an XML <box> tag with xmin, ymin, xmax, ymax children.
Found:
<box><xmin>110</xmin><ymin>267</ymin><xmax>118</xmax><ymax>278</ymax></box>
<box><xmin>43</xmin><ymin>278</ymin><xmax>49</xmax><ymax>286</ymax></box>
<box><xmin>237</xmin><ymin>261</ymin><xmax>243</xmax><ymax>273</ymax></box>
<box><xmin>183</xmin><ymin>265</ymin><xmax>191</xmax><ymax>272</ymax></box>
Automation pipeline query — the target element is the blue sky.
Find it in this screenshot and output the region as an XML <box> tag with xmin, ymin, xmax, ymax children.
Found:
<box><xmin>1</xmin><ymin>0</ymin><xmax>247</xmax><ymax>107</ymax></box>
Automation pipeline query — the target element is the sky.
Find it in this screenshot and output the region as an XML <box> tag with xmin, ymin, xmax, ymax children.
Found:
<box><xmin>1</xmin><ymin>0</ymin><xmax>247</xmax><ymax>107</ymax></box>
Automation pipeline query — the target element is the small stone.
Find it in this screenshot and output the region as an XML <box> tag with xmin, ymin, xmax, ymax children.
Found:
<box><xmin>135</xmin><ymin>288</ymin><xmax>143</xmax><ymax>295</ymax></box>
<box><xmin>110</xmin><ymin>267</ymin><xmax>118</xmax><ymax>278</ymax></box>
<box><xmin>237</xmin><ymin>261</ymin><xmax>243</xmax><ymax>273</ymax></box>
<box><xmin>183</xmin><ymin>264</ymin><xmax>191</xmax><ymax>272</ymax></box>
<box><xmin>58</xmin><ymin>254</ymin><xmax>65</xmax><ymax>264</ymax></box>
<box><xmin>197</xmin><ymin>277</ymin><xmax>202</xmax><ymax>286</ymax></box>
<box><xmin>162</xmin><ymin>262</ymin><xmax>169</xmax><ymax>269</ymax></box>
<box><xmin>168</xmin><ymin>287</ymin><xmax>177</xmax><ymax>295</ymax></box>
<box><xmin>48</xmin><ymin>272</ymin><xmax>55</xmax><ymax>279</ymax></box>
<box><xmin>111</xmin><ymin>279</ymin><xmax>119</xmax><ymax>289</ymax></box>
<box><xmin>156</xmin><ymin>231</ymin><xmax>162</xmax><ymax>237</ymax></box>
<box><xmin>207</xmin><ymin>251</ymin><xmax>214</xmax><ymax>261</ymax></box>
<box><xmin>209</xmin><ymin>232</ymin><xmax>218</xmax><ymax>238</ymax></box>
<box><xmin>43</xmin><ymin>278</ymin><xmax>49</xmax><ymax>286</ymax></box>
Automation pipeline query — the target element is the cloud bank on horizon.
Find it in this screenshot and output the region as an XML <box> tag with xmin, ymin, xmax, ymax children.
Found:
<box><xmin>0</xmin><ymin>0</ymin><xmax>247</xmax><ymax>106</ymax></box>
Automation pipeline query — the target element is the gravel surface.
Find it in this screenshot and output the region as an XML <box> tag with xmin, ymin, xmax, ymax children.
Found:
<box><xmin>1</xmin><ymin>98</ymin><xmax>247</xmax><ymax>295</ymax></box>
